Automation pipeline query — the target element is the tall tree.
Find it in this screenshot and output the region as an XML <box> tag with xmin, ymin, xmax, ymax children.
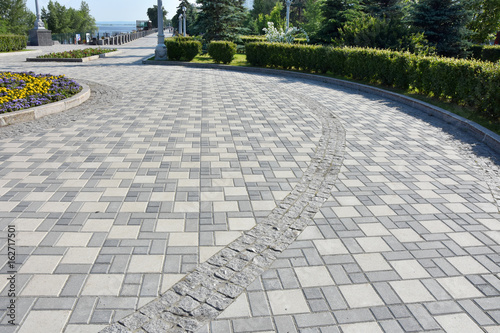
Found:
<box><xmin>41</xmin><ymin>0</ymin><xmax>97</xmax><ymax>33</ymax></box>
<box><xmin>409</xmin><ymin>0</ymin><xmax>471</xmax><ymax>57</ymax></box>
<box><xmin>0</xmin><ymin>0</ymin><xmax>36</xmax><ymax>34</ymax></box>
<box><xmin>147</xmin><ymin>5</ymin><xmax>168</xmax><ymax>29</ymax></box>
<box><xmin>251</xmin><ymin>0</ymin><xmax>276</xmax><ymax>18</ymax></box>
<box><xmin>196</xmin><ymin>0</ymin><xmax>245</xmax><ymax>41</ymax></box>
<box><xmin>303</xmin><ymin>0</ymin><xmax>325</xmax><ymax>38</ymax></box>
<box><xmin>362</xmin><ymin>0</ymin><xmax>402</xmax><ymax>19</ymax></box>
<box><xmin>317</xmin><ymin>0</ymin><xmax>364</xmax><ymax>42</ymax></box>
<box><xmin>254</xmin><ymin>1</ymin><xmax>285</xmax><ymax>34</ymax></box>
<box><xmin>464</xmin><ymin>0</ymin><xmax>500</xmax><ymax>43</ymax></box>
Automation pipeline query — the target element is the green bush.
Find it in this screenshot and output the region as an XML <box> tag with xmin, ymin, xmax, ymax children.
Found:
<box><xmin>0</xmin><ymin>34</ymin><xmax>27</xmax><ymax>52</ymax></box>
<box><xmin>240</xmin><ymin>36</ymin><xmax>266</xmax><ymax>44</ymax></box>
<box><xmin>469</xmin><ymin>45</ymin><xmax>500</xmax><ymax>63</ymax></box>
<box><xmin>481</xmin><ymin>46</ymin><xmax>500</xmax><ymax>63</ymax></box>
<box><xmin>245</xmin><ymin>42</ymin><xmax>500</xmax><ymax>121</ymax></box>
<box><xmin>208</xmin><ymin>41</ymin><xmax>236</xmax><ymax>64</ymax></box>
<box><xmin>165</xmin><ymin>38</ymin><xmax>201</xmax><ymax>61</ymax></box>
<box><xmin>239</xmin><ymin>35</ymin><xmax>307</xmax><ymax>45</ymax></box>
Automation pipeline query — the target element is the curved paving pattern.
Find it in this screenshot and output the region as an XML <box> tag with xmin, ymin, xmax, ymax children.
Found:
<box><xmin>0</xmin><ymin>34</ymin><xmax>499</xmax><ymax>333</ymax></box>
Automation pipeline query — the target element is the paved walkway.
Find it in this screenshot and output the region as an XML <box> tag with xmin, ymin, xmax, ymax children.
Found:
<box><xmin>1</xmin><ymin>34</ymin><xmax>500</xmax><ymax>333</ymax></box>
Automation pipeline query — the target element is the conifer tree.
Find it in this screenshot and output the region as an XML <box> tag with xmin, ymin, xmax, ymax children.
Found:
<box><xmin>197</xmin><ymin>0</ymin><xmax>245</xmax><ymax>41</ymax></box>
<box><xmin>362</xmin><ymin>0</ymin><xmax>401</xmax><ymax>19</ymax></box>
<box><xmin>317</xmin><ymin>0</ymin><xmax>363</xmax><ymax>42</ymax></box>
<box><xmin>409</xmin><ymin>0</ymin><xmax>471</xmax><ymax>57</ymax></box>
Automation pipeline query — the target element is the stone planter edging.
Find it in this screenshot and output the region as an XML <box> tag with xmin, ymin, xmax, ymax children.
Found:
<box><xmin>0</xmin><ymin>83</ymin><xmax>90</xmax><ymax>127</ymax></box>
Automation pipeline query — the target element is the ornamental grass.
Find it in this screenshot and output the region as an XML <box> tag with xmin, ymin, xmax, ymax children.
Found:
<box><xmin>0</xmin><ymin>71</ymin><xmax>82</xmax><ymax>114</ymax></box>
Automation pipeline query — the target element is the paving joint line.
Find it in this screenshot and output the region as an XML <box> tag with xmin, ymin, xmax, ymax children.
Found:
<box><xmin>100</xmin><ymin>91</ymin><xmax>346</xmax><ymax>333</ymax></box>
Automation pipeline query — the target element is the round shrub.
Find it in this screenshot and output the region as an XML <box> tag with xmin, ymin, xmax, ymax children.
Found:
<box><xmin>165</xmin><ymin>38</ymin><xmax>201</xmax><ymax>61</ymax></box>
<box><xmin>208</xmin><ymin>41</ymin><xmax>236</xmax><ymax>64</ymax></box>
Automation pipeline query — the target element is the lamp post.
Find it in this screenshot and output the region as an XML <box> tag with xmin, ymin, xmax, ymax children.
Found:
<box><xmin>182</xmin><ymin>6</ymin><xmax>187</xmax><ymax>37</ymax></box>
<box><xmin>178</xmin><ymin>14</ymin><xmax>183</xmax><ymax>35</ymax></box>
<box><xmin>155</xmin><ymin>0</ymin><xmax>167</xmax><ymax>60</ymax></box>
<box><xmin>285</xmin><ymin>0</ymin><xmax>292</xmax><ymax>30</ymax></box>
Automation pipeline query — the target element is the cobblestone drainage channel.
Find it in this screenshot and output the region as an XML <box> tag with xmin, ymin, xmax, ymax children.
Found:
<box><xmin>101</xmin><ymin>93</ymin><xmax>346</xmax><ymax>333</ymax></box>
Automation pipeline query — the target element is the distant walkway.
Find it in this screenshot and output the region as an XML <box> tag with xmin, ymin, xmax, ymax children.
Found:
<box><xmin>0</xmin><ymin>34</ymin><xmax>499</xmax><ymax>333</ymax></box>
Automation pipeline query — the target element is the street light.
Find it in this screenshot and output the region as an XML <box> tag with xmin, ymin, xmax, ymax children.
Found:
<box><xmin>179</xmin><ymin>14</ymin><xmax>183</xmax><ymax>35</ymax></box>
<box><xmin>182</xmin><ymin>6</ymin><xmax>187</xmax><ymax>37</ymax></box>
<box><xmin>285</xmin><ymin>0</ymin><xmax>292</xmax><ymax>30</ymax></box>
<box><xmin>155</xmin><ymin>0</ymin><xmax>167</xmax><ymax>60</ymax></box>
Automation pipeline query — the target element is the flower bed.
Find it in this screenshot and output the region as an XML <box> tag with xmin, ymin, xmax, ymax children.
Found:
<box><xmin>0</xmin><ymin>71</ymin><xmax>82</xmax><ymax>114</ymax></box>
<box><xmin>37</xmin><ymin>48</ymin><xmax>117</xmax><ymax>59</ymax></box>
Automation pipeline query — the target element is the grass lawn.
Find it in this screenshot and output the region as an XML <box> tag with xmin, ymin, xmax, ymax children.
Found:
<box><xmin>192</xmin><ymin>54</ymin><xmax>250</xmax><ymax>66</ymax></box>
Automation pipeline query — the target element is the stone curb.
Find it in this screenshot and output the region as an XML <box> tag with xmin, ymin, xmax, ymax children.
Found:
<box><xmin>143</xmin><ymin>58</ymin><xmax>500</xmax><ymax>154</ymax></box>
<box><xmin>26</xmin><ymin>50</ymin><xmax>121</xmax><ymax>62</ymax></box>
<box><xmin>0</xmin><ymin>83</ymin><xmax>90</xmax><ymax>127</ymax></box>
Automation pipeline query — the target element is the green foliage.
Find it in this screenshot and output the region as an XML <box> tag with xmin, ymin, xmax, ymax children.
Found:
<box><xmin>165</xmin><ymin>38</ymin><xmax>201</xmax><ymax>61</ymax></box>
<box><xmin>172</xmin><ymin>1</ymin><xmax>197</xmax><ymax>35</ymax></box>
<box><xmin>196</xmin><ymin>0</ymin><xmax>246</xmax><ymax>41</ymax></box>
<box><xmin>303</xmin><ymin>0</ymin><xmax>324</xmax><ymax>39</ymax></box>
<box><xmin>240</xmin><ymin>35</ymin><xmax>267</xmax><ymax>43</ymax></box>
<box><xmin>208</xmin><ymin>41</ymin><xmax>236</xmax><ymax>63</ymax></box>
<box><xmin>362</xmin><ymin>0</ymin><xmax>403</xmax><ymax>19</ymax></box>
<box><xmin>251</xmin><ymin>0</ymin><xmax>276</xmax><ymax>18</ymax></box>
<box><xmin>0</xmin><ymin>19</ymin><xmax>8</xmax><ymax>34</ymax></box>
<box><xmin>464</xmin><ymin>0</ymin><xmax>500</xmax><ymax>43</ymax></box>
<box><xmin>318</xmin><ymin>0</ymin><xmax>364</xmax><ymax>43</ymax></box>
<box><xmin>245</xmin><ymin>42</ymin><xmax>500</xmax><ymax>121</ymax></box>
<box><xmin>254</xmin><ymin>1</ymin><xmax>285</xmax><ymax>35</ymax></box>
<box><xmin>408</xmin><ymin>0</ymin><xmax>472</xmax><ymax>58</ymax></box>
<box><xmin>147</xmin><ymin>5</ymin><xmax>167</xmax><ymax>29</ymax></box>
<box><xmin>470</xmin><ymin>45</ymin><xmax>500</xmax><ymax>63</ymax></box>
<box><xmin>339</xmin><ymin>14</ymin><xmax>435</xmax><ymax>55</ymax></box>
<box><xmin>41</xmin><ymin>1</ymin><xmax>97</xmax><ymax>34</ymax></box>
<box><xmin>0</xmin><ymin>0</ymin><xmax>36</xmax><ymax>35</ymax></box>
<box><xmin>481</xmin><ymin>46</ymin><xmax>500</xmax><ymax>63</ymax></box>
<box><xmin>0</xmin><ymin>34</ymin><xmax>27</xmax><ymax>52</ymax></box>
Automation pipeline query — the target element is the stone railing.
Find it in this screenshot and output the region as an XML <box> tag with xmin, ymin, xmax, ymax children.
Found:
<box><xmin>96</xmin><ymin>29</ymin><xmax>158</xmax><ymax>46</ymax></box>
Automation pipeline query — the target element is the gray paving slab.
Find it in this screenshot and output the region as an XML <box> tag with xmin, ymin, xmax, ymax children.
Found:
<box><xmin>0</xmin><ymin>33</ymin><xmax>500</xmax><ymax>333</ymax></box>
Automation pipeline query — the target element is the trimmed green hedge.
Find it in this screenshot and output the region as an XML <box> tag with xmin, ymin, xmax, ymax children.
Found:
<box><xmin>246</xmin><ymin>42</ymin><xmax>500</xmax><ymax>120</ymax></box>
<box><xmin>208</xmin><ymin>41</ymin><xmax>236</xmax><ymax>64</ymax></box>
<box><xmin>470</xmin><ymin>45</ymin><xmax>500</xmax><ymax>63</ymax></box>
<box><xmin>165</xmin><ymin>38</ymin><xmax>201</xmax><ymax>61</ymax></box>
<box><xmin>240</xmin><ymin>36</ymin><xmax>266</xmax><ymax>44</ymax></box>
<box><xmin>239</xmin><ymin>35</ymin><xmax>308</xmax><ymax>45</ymax></box>
<box><xmin>0</xmin><ymin>34</ymin><xmax>27</xmax><ymax>53</ymax></box>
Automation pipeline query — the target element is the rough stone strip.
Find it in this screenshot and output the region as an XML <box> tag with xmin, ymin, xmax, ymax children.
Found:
<box><xmin>100</xmin><ymin>93</ymin><xmax>346</xmax><ymax>333</ymax></box>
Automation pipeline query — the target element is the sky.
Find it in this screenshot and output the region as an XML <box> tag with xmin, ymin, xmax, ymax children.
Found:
<box><xmin>26</xmin><ymin>0</ymin><xmax>182</xmax><ymax>22</ymax></box>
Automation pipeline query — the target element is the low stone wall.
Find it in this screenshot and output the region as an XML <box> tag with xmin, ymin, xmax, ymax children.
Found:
<box><xmin>97</xmin><ymin>29</ymin><xmax>157</xmax><ymax>46</ymax></box>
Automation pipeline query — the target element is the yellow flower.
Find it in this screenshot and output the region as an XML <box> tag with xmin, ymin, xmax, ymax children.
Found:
<box><xmin>0</xmin><ymin>72</ymin><xmax>53</xmax><ymax>104</ymax></box>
